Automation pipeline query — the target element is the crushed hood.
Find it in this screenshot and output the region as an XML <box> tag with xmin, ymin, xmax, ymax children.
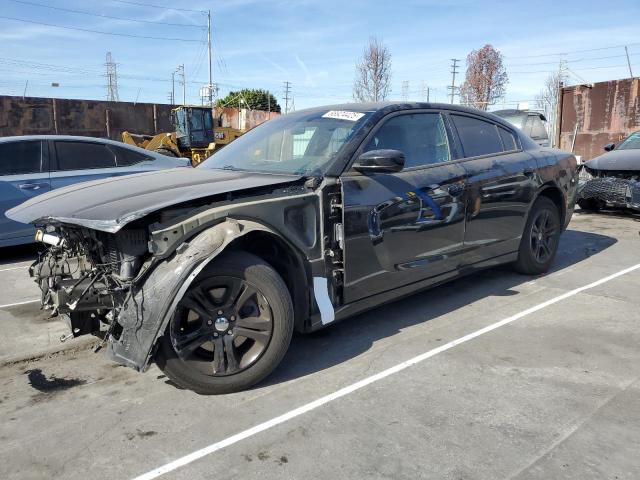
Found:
<box><xmin>585</xmin><ymin>149</ymin><xmax>640</xmax><ymax>171</ymax></box>
<box><xmin>6</xmin><ymin>168</ymin><xmax>302</xmax><ymax>233</ymax></box>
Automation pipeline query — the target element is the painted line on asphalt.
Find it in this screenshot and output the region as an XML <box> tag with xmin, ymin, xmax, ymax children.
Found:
<box><xmin>0</xmin><ymin>299</ymin><xmax>40</xmax><ymax>309</ymax></box>
<box><xmin>131</xmin><ymin>263</ymin><xmax>640</xmax><ymax>480</ymax></box>
<box><xmin>0</xmin><ymin>265</ymin><xmax>29</xmax><ymax>272</ymax></box>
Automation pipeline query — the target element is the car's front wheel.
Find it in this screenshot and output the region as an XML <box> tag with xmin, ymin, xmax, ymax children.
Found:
<box><xmin>514</xmin><ymin>196</ymin><xmax>561</xmax><ymax>275</ymax></box>
<box><xmin>155</xmin><ymin>251</ymin><xmax>294</xmax><ymax>394</ymax></box>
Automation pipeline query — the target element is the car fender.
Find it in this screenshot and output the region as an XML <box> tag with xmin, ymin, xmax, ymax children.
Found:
<box><xmin>106</xmin><ymin>217</ymin><xmax>287</xmax><ymax>371</ymax></box>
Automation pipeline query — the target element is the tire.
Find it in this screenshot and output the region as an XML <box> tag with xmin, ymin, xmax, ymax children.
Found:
<box><xmin>514</xmin><ymin>196</ymin><xmax>561</xmax><ymax>275</ymax></box>
<box><xmin>154</xmin><ymin>147</ymin><xmax>178</xmax><ymax>157</ymax></box>
<box><xmin>155</xmin><ymin>251</ymin><xmax>294</xmax><ymax>394</ymax></box>
<box><xmin>577</xmin><ymin>198</ymin><xmax>602</xmax><ymax>211</ymax></box>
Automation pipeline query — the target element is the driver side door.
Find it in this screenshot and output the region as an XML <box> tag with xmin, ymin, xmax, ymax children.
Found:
<box><xmin>341</xmin><ymin>111</ymin><xmax>467</xmax><ymax>303</ymax></box>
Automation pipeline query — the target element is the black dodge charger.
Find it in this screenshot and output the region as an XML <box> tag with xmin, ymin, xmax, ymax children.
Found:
<box><xmin>8</xmin><ymin>103</ymin><xmax>578</xmax><ymax>394</ymax></box>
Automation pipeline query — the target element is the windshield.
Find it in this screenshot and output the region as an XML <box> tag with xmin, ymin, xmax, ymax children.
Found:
<box><xmin>199</xmin><ymin>109</ymin><xmax>371</xmax><ymax>175</ymax></box>
<box><xmin>617</xmin><ymin>131</ymin><xmax>640</xmax><ymax>150</ymax></box>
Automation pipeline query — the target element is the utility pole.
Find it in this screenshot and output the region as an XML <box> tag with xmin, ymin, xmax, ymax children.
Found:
<box><xmin>105</xmin><ymin>51</ymin><xmax>120</xmax><ymax>102</ymax></box>
<box><xmin>401</xmin><ymin>81</ymin><xmax>409</xmax><ymax>101</ymax></box>
<box><xmin>171</xmin><ymin>70</ymin><xmax>176</xmax><ymax>104</ymax></box>
<box><xmin>448</xmin><ymin>58</ymin><xmax>460</xmax><ymax>104</ymax></box>
<box><xmin>206</xmin><ymin>10</ymin><xmax>214</xmax><ymax>106</ymax></box>
<box><xmin>177</xmin><ymin>64</ymin><xmax>185</xmax><ymax>105</ymax></box>
<box><xmin>625</xmin><ymin>46</ymin><xmax>634</xmax><ymax>78</ymax></box>
<box><xmin>283</xmin><ymin>81</ymin><xmax>292</xmax><ymax>114</ymax></box>
<box><xmin>420</xmin><ymin>81</ymin><xmax>430</xmax><ymax>102</ymax></box>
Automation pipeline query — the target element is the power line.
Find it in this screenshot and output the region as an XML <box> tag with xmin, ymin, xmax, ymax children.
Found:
<box><xmin>505</xmin><ymin>42</ymin><xmax>640</xmax><ymax>60</ymax></box>
<box><xmin>9</xmin><ymin>0</ymin><xmax>204</xmax><ymax>28</ymax></box>
<box><xmin>0</xmin><ymin>15</ymin><xmax>203</xmax><ymax>42</ymax></box>
<box><xmin>111</xmin><ymin>0</ymin><xmax>205</xmax><ymax>13</ymax></box>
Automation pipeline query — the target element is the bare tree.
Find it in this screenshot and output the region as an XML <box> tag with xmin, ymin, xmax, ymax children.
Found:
<box><xmin>459</xmin><ymin>44</ymin><xmax>508</xmax><ymax>110</ymax></box>
<box><xmin>353</xmin><ymin>37</ymin><xmax>392</xmax><ymax>102</ymax></box>
<box><xmin>534</xmin><ymin>72</ymin><xmax>561</xmax><ymax>113</ymax></box>
<box><xmin>534</xmin><ymin>72</ymin><xmax>562</xmax><ymax>146</ymax></box>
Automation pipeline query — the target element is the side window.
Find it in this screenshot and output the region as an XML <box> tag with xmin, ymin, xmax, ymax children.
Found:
<box><xmin>0</xmin><ymin>141</ymin><xmax>42</xmax><ymax>175</ymax></box>
<box><xmin>363</xmin><ymin>113</ymin><xmax>450</xmax><ymax>168</ymax></box>
<box><xmin>113</xmin><ymin>146</ymin><xmax>152</xmax><ymax>166</ymax></box>
<box><xmin>451</xmin><ymin>115</ymin><xmax>504</xmax><ymax>157</ymax></box>
<box><xmin>54</xmin><ymin>142</ymin><xmax>116</xmax><ymax>170</ymax></box>
<box><xmin>498</xmin><ymin>126</ymin><xmax>518</xmax><ymax>151</ymax></box>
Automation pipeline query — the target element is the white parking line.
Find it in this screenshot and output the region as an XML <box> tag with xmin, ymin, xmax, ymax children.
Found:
<box><xmin>0</xmin><ymin>299</ymin><xmax>40</xmax><ymax>309</ymax></box>
<box><xmin>0</xmin><ymin>265</ymin><xmax>29</xmax><ymax>272</ymax></box>
<box><xmin>131</xmin><ymin>262</ymin><xmax>640</xmax><ymax>480</ymax></box>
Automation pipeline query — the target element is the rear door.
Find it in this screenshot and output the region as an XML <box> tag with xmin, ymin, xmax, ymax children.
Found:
<box><xmin>341</xmin><ymin>111</ymin><xmax>467</xmax><ymax>303</ymax></box>
<box><xmin>49</xmin><ymin>140</ymin><xmax>130</xmax><ymax>190</ymax></box>
<box><xmin>448</xmin><ymin>114</ymin><xmax>537</xmax><ymax>264</ymax></box>
<box><xmin>0</xmin><ymin>140</ymin><xmax>51</xmax><ymax>243</ymax></box>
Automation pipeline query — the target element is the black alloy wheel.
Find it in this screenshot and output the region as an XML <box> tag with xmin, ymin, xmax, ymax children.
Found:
<box><xmin>156</xmin><ymin>251</ymin><xmax>294</xmax><ymax>394</ymax></box>
<box><xmin>170</xmin><ymin>275</ymin><xmax>274</xmax><ymax>376</ymax></box>
<box><xmin>514</xmin><ymin>196</ymin><xmax>561</xmax><ymax>275</ymax></box>
<box><xmin>529</xmin><ymin>208</ymin><xmax>558</xmax><ymax>264</ymax></box>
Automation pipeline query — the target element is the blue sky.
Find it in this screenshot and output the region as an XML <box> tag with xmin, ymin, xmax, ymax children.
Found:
<box><xmin>1</xmin><ymin>0</ymin><xmax>639</xmax><ymax>110</ymax></box>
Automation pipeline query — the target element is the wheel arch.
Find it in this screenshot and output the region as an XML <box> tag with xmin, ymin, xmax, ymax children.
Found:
<box><xmin>107</xmin><ymin>217</ymin><xmax>312</xmax><ymax>371</ymax></box>
<box><xmin>220</xmin><ymin>230</ymin><xmax>311</xmax><ymax>333</ymax></box>
<box><xmin>536</xmin><ymin>183</ymin><xmax>567</xmax><ymax>228</ymax></box>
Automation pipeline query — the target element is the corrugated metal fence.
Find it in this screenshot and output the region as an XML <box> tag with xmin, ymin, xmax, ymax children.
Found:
<box><xmin>557</xmin><ymin>78</ymin><xmax>640</xmax><ymax>160</ymax></box>
<box><xmin>0</xmin><ymin>95</ymin><xmax>278</xmax><ymax>140</ymax></box>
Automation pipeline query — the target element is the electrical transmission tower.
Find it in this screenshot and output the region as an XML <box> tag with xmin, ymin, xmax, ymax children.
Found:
<box><xmin>448</xmin><ymin>58</ymin><xmax>460</xmax><ymax>104</ymax></box>
<box><xmin>401</xmin><ymin>81</ymin><xmax>409</xmax><ymax>101</ymax></box>
<box><xmin>283</xmin><ymin>81</ymin><xmax>292</xmax><ymax>113</ymax></box>
<box><xmin>105</xmin><ymin>52</ymin><xmax>120</xmax><ymax>102</ymax></box>
<box><xmin>421</xmin><ymin>81</ymin><xmax>430</xmax><ymax>102</ymax></box>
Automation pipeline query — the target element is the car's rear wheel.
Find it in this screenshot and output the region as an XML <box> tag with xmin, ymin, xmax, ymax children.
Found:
<box><xmin>155</xmin><ymin>251</ymin><xmax>294</xmax><ymax>394</ymax></box>
<box><xmin>577</xmin><ymin>198</ymin><xmax>603</xmax><ymax>211</ymax></box>
<box><xmin>514</xmin><ymin>196</ymin><xmax>561</xmax><ymax>275</ymax></box>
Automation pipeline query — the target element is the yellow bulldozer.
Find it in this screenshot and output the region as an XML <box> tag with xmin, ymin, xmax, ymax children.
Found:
<box><xmin>122</xmin><ymin>106</ymin><xmax>243</xmax><ymax>165</ymax></box>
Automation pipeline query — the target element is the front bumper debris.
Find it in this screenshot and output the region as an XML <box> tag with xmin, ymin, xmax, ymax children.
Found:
<box><xmin>578</xmin><ymin>177</ymin><xmax>640</xmax><ymax>211</ymax></box>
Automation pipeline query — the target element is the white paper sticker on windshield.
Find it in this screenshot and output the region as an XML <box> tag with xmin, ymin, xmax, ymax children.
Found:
<box><xmin>322</xmin><ymin>110</ymin><xmax>365</xmax><ymax>122</ymax></box>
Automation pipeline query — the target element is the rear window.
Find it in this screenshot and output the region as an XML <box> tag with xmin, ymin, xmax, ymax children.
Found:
<box><xmin>54</xmin><ymin>141</ymin><xmax>116</xmax><ymax>170</ymax></box>
<box><xmin>0</xmin><ymin>141</ymin><xmax>42</xmax><ymax>175</ymax></box>
<box><xmin>451</xmin><ymin>115</ymin><xmax>504</xmax><ymax>157</ymax></box>
<box><xmin>113</xmin><ymin>146</ymin><xmax>151</xmax><ymax>166</ymax></box>
<box><xmin>526</xmin><ymin>116</ymin><xmax>548</xmax><ymax>140</ymax></box>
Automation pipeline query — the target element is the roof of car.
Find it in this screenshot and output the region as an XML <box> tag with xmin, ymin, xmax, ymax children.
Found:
<box><xmin>296</xmin><ymin>101</ymin><xmax>509</xmax><ymax>116</ymax></box>
<box><xmin>492</xmin><ymin>109</ymin><xmax>546</xmax><ymax>118</ymax></box>
<box><xmin>0</xmin><ymin>135</ymin><xmax>138</xmax><ymax>146</ymax></box>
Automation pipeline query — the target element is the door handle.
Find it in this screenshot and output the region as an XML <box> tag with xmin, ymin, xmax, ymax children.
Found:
<box><xmin>19</xmin><ymin>183</ymin><xmax>45</xmax><ymax>190</ymax></box>
<box><xmin>447</xmin><ymin>183</ymin><xmax>465</xmax><ymax>197</ymax></box>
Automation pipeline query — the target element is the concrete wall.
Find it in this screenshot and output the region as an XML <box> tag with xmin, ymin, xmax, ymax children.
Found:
<box><xmin>557</xmin><ymin>78</ymin><xmax>640</xmax><ymax>160</ymax></box>
<box><xmin>0</xmin><ymin>95</ymin><xmax>279</xmax><ymax>140</ymax></box>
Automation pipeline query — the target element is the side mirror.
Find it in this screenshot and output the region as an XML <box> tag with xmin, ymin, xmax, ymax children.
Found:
<box><xmin>604</xmin><ymin>142</ymin><xmax>615</xmax><ymax>152</ymax></box>
<box><xmin>354</xmin><ymin>149</ymin><xmax>405</xmax><ymax>174</ymax></box>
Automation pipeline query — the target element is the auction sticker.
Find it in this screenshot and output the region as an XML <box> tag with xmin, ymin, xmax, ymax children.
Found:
<box><xmin>322</xmin><ymin>110</ymin><xmax>365</xmax><ymax>121</ymax></box>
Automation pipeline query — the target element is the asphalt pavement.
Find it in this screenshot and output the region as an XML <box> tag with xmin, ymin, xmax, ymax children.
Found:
<box><xmin>0</xmin><ymin>209</ymin><xmax>638</xmax><ymax>480</ymax></box>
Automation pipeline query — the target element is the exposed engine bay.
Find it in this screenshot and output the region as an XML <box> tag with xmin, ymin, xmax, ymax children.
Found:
<box><xmin>577</xmin><ymin>166</ymin><xmax>640</xmax><ymax>211</ymax></box>
<box><xmin>32</xmin><ymin>226</ymin><xmax>149</xmax><ymax>342</ymax></box>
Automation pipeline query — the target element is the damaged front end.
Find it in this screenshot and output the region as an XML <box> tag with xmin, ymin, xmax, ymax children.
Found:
<box><xmin>30</xmin><ymin>216</ymin><xmax>294</xmax><ymax>371</ymax></box>
<box><xmin>31</xmin><ymin>225</ymin><xmax>148</xmax><ymax>342</ymax></box>
<box><xmin>577</xmin><ymin>165</ymin><xmax>640</xmax><ymax>211</ymax></box>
